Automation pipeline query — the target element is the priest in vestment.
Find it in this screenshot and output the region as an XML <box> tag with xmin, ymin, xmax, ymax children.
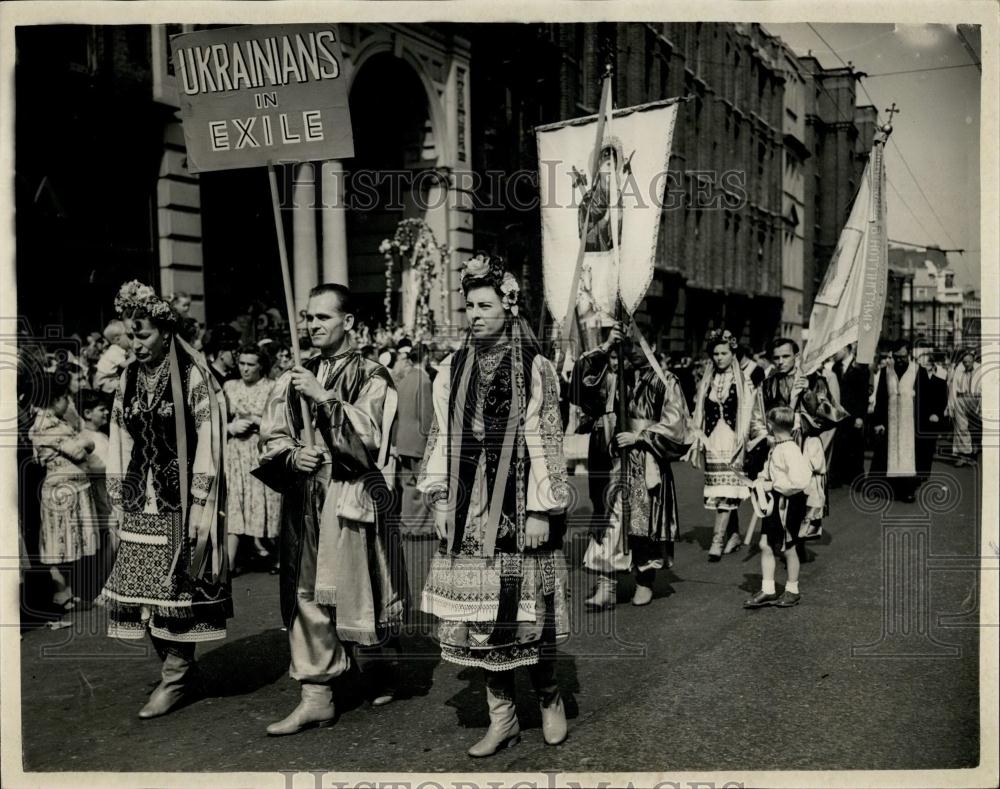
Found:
<box><xmin>869</xmin><ymin>339</ymin><xmax>945</xmax><ymax>502</ymax></box>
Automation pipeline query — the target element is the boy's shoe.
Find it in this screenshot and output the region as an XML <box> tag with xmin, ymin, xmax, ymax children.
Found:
<box><xmin>775</xmin><ymin>591</ymin><xmax>801</xmax><ymax>608</ymax></box>
<box><xmin>743</xmin><ymin>590</ymin><xmax>780</xmax><ymax>608</ymax></box>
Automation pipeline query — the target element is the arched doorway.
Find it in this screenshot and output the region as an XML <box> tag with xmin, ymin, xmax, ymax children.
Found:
<box><xmin>345</xmin><ymin>52</ymin><xmax>438</xmax><ymax>327</ymax></box>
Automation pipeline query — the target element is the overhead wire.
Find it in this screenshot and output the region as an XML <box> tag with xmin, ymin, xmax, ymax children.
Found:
<box><xmin>806</xmin><ymin>23</ymin><xmax>965</xmax><ymax>258</ymax></box>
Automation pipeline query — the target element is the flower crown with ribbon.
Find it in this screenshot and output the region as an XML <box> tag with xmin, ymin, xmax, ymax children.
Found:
<box><xmin>705</xmin><ymin>328</ymin><xmax>738</xmax><ymax>351</ymax></box>
<box><xmin>114</xmin><ymin>280</ymin><xmax>179</xmax><ymax>327</ymax></box>
<box><xmin>461</xmin><ymin>254</ymin><xmax>521</xmax><ymax>317</ymax></box>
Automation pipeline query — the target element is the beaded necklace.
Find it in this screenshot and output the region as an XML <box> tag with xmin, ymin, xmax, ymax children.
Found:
<box><xmin>135</xmin><ymin>356</ymin><xmax>170</xmax><ymax>411</ymax></box>
<box><xmin>712</xmin><ymin>366</ymin><xmax>733</xmax><ymax>402</ymax></box>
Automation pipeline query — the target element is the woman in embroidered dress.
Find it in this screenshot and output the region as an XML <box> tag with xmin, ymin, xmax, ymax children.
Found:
<box><xmin>100</xmin><ymin>281</ymin><xmax>230</xmax><ymax>719</ymax></box>
<box><xmin>224</xmin><ymin>345</ymin><xmax>282</xmax><ymax>572</ymax></box>
<box><xmin>28</xmin><ymin>375</ymin><xmax>100</xmax><ymax>610</ymax></box>
<box><xmin>418</xmin><ymin>254</ymin><xmax>571</xmax><ymax>757</ymax></box>
<box><xmin>684</xmin><ymin>330</ymin><xmax>766</xmax><ymax>561</ymax></box>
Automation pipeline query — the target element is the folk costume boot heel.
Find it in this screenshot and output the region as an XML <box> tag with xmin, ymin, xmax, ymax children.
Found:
<box><xmin>139</xmin><ymin>645</ymin><xmax>200</xmax><ymax>719</ymax></box>
<box><xmin>468</xmin><ymin>674</ymin><xmax>520</xmax><ymax>757</ymax></box>
<box><xmin>266</xmin><ymin>682</ymin><xmax>336</xmax><ymax>736</ymax></box>
<box><xmin>584</xmin><ymin>573</ymin><xmax>616</xmax><ymax>609</ymax></box>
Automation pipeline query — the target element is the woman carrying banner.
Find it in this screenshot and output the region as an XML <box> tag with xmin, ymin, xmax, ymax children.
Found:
<box><xmin>683</xmin><ymin>329</ymin><xmax>767</xmax><ymax>560</ymax></box>
<box><xmin>100</xmin><ymin>281</ymin><xmax>230</xmax><ymax>719</ymax></box>
<box><xmin>418</xmin><ymin>254</ymin><xmax>572</xmax><ymax>757</ymax></box>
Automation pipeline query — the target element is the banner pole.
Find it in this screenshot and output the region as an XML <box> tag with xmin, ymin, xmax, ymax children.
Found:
<box><xmin>616</xmin><ymin>297</ymin><xmax>631</xmax><ymax>552</ymax></box>
<box><xmin>268</xmin><ymin>163</ymin><xmax>315</xmax><ymax>446</ymax></box>
<box><xmin>559</xmin><ymin>68</ymin><xmax>615</xmax><ymax>345</ymax></box>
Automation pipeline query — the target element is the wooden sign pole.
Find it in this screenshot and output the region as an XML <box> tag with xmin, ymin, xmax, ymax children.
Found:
<box><xmin>268</xmin><ymin>163</ymin><xmax>315</xmax><ymax>446</ymax></box>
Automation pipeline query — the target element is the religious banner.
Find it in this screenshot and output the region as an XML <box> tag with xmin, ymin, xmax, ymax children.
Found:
<box><xmin>170</xmin><ymin>24</ymin><xmax>354</xmax><ymax>172</ymax></box>
<box><xmin>802</xmin><ymin>136</ymin><xmax>890</xmax><ymax>373</ymax></box>
<box><xmin>536</xmin><ymin>96</ymin><xmax>679</xmax><ymax>328</ymax></box>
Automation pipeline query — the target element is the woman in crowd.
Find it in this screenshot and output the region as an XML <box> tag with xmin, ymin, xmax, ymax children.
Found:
<box><xmin>100</xmin><ymin>281</ymin><xmax>230</xmax><ymax>720</ymax></box>
<box><xmin>418</xmin><ymin>254</ymin><xmax>571</xmax><ymax>757</ymax></box>
<box><xmin>224</xmin><ymin>345</ymin><xmax>282</xmax><ymax>573</ymax></box>
<box><xmin>684</xmin><ymin>329</ymin><xmax>766</xmax><ymax>561</ymax></box>
<box><xmin>28</xmin><ymin>375</ymin><xmax>99</xmax><ymax>611</ymax></box>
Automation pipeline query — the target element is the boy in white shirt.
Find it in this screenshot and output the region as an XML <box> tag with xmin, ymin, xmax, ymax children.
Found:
<box><xmin>744</xmin><ymin>406</ymin><xmax>812</xmax><ymax>609</ymax></box>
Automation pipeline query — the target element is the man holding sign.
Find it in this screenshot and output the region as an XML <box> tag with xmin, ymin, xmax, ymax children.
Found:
<box><xmin>254</xmin><ymin>284</ymin><xmax>407</xmax><ymax>736</ymax></box>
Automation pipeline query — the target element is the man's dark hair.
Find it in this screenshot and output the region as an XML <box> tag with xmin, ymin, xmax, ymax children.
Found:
<box><xmin>309</xmin><ymin>283</ymin><xmax>354</xmax><ymax>317</ymax></box>
<box><xmin>768</xmin><ymin>337</ymin><xmax>799</xmax><ymax>356</ymax></box>
<box><xmin>892</xmin><ymin>338</ymin><xmax>911</xmax><ymax>354</ymax></box>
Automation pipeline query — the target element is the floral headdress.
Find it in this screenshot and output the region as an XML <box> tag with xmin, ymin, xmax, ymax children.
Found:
<box><xmin>705</xmin><ymin>328</ymin><xmax>738</xmax><ymax>351</ymax></box>
<box><xmin>460</xmin><ymin>254</ymin><xmax>521</xmax><ymax>317</ymax></box>
<box><xmin>114</xmin><ymin>280</ymin><xmax>178</xmax><ymax>327</ymax></box>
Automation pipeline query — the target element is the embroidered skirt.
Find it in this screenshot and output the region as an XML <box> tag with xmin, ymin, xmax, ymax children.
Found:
<box><xmin>101</xmin><ymin>510</ymin><xmax>229</xmax><ymax>643</ymax></box>
<box><xmin>703</xmin><ymin>421</ymin><xmax>748</xmax><ymax>511</ymax></box>
<box><xmin>421</xmin><ymin>548</ymin><xmax>570</xmax><ymax>671</ymax></box>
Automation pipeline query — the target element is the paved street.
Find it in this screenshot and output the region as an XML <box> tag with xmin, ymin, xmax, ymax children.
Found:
<box><xmin>18</xmin><ymin>459</ymin><xmax>982</xmax><ymax>775</ymax></box>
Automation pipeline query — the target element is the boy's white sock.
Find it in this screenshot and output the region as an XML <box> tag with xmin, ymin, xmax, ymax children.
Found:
<box><xmin>762</xmin><ymin>579</ymin><xmax>776</xmax><ymax>595</ymax></box>
<box><xmin>785</xmin><ymin>581</ymin><xmax>800</xmax><ymax>594</ymax></box>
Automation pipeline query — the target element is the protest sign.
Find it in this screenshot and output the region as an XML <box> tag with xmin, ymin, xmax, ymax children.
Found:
<box><xmin>171</xmin><ymin>24</ymin><xmax>354</xmax><ymax>172</ymax></box>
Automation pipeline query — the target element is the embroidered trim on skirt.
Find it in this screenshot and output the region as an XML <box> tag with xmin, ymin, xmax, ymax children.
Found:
<box><xmin>703</xmin><ymin>421</ymin><xmax>748</xmax><ymax>511</ymax></box>
<box><xmin>101</xmin><ymin>510</ymin><xmax>229</xmax><ymax>642</ymax></box>
<box><xmin>422</xmin><ymin>549</ymin><xmax>570</xmax><ymax>671</ymax></box>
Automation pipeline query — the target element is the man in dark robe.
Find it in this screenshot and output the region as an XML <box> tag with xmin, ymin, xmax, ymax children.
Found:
<box><xmin>254</xmin><ymin>283</ymin><xmax>407</xmax><ymax>735</ymax></box>
<box><xmin>829</xmin><ymin>343</ymin><xmax>870</xmax><ymax>488</ymax></box>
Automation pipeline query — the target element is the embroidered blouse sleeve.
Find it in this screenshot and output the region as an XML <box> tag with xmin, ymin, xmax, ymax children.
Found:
<box><xmin>187</xmin><ymin>364</ymin><xmax>216</xmax><ymax>505</ymax></box>
<box><xmin>525</xmin><ymin>355</ymin><xmax>570</xmax><ymax>514</ymax></box>
<box><xmin>416</xmin><ymin>354</ymin><xmax>451</xmax><ymax>497</ymax></box>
